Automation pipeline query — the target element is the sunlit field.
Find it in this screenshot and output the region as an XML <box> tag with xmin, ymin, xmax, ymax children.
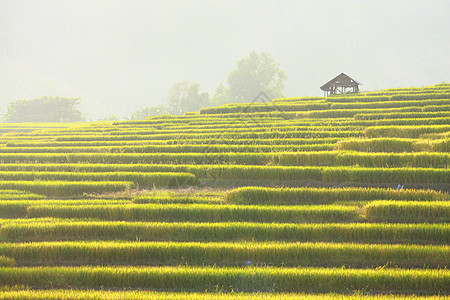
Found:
<box><xmin>0</xmin><ymin>84</ymin><xmax>448</xmax><ymax>298</ymax></box>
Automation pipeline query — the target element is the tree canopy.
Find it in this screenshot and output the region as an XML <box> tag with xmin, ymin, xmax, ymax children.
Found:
<box><xmin>214</xmin><ymin>51</ymin><xmax>287</xmax><ymax>104</ymax></box>
<box><xmin>131</xmin><ymin>52</ymin><xmax>285</xmax><ymax>118</ymax></box>
<box><xmin>166</xmin><ymin>81</ymin><xmax>209</xmax><ymax>115</ymax></box>
<box><xmin>131</xmin><ymin>105</ymin><xmax>168</xmax><ymax>120</ymax></box>
<box><xmin>2</xmin><ymin>96</ymin><xmax>84</xmax><ymax>123</ymax></box>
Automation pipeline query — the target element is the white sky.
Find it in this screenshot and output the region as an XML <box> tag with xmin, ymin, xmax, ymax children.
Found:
<box><xmin>1</xmin><ymin>0</ymin><xmax>449</xmax><ymax>119</ymax></box>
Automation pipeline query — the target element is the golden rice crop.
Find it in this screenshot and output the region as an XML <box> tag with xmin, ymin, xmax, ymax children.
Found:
<box><xmin>0</xmin><ymin>241</ymin><xmax>446</xmax><ymax>268</ymax></box>
<box><xmin>363</xmin><ymin>201</ymin><xmax>450</xmax><ymax>223</ymax></box>
<box><xmin>25</xmin><ymin>203</ymin><xmax>359</xmax><ymax>223</ymax></box>
<box><xmin>1</xmin><ymin>221</ymin><xmax>447</xmax><ymax>244</ymax></box>
<box><xmin>0</xmin><ymin>266</ymin><xmax>446</xmax><ymax>293</ymax></box>
<box><xmin>225</xmin><ymin>187</ymin><xmax>446</xmax><ymax>205</ymax></box>
<box><xmin>0</xmin><ymin>290</ymin><xmax>445</xmax><ymax>300</ymax></box>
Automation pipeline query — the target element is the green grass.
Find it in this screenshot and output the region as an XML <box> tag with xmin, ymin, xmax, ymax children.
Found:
<box><xmin>2</xmin><ymin>221</ymin><xmax>447</xmax><ymax>244</ymax></box>
<box><xmin>0</xmin><ymin>151</ymin><xmax>447</xmax><ymax>167</ymax></box>
<box><xmin>133</xmin><ymin>195</ymin><xmax>223</xmax><ymax>205</ymax></box>
<box><xmin>354</xmin><ymin>111</ymin><xmax>450</xmax><ymax>120</ymax></box>
<box><xmin>0</xmin><ymin>181</ymin><xmax>133</xmax><ymax>197</ymax></box>
<box><xmin>363</xmin><ymin>201</ymin><xmax>450</xmax><ymax>223</ymax></box>
<box><xmin>364</xmin><ymin>125</ymin><xmax>450</xmax><ymax>138</ymax></box>
<box><xmin>0</xmin><ymin>199</ymin><xmax>132</xmax><ymax>218</ymax></box>
<box><xmin>0</xmin><ymin>143</ymin><xmax>335</xmax><ymax>153</ymax></box>
<box><xmin>0</xmin><ymin>171</ymin><xmax>197</xmax><ymax>189</ymax></box>
<box><xmin>0</xmin><ymin>241</ymin><xmax>447</xmax><ymax>268</ymax></box>
<box><xmin>0</xmin><ymin>189</ymin><xmax>46</xmax><ymax>201</ymax></box>
<box><xmin>0</xmin><ymin>290</ymin><xmax>446</xmax><ymax>299</ymax></box>
<box><xmin>0</xmin><ymin>266</ymin><xmax>447</xmax><ymax>293</ymax></box>
<box><xmin>225</xmin><ymin>187</ymin><xmax>446</xmax><ymax>205</ymax></box>
<box><xmin>0</xmin><ymin>256</ymin><xmax>14</xmax><ymax>267</ymax></box>
<box><xmin>0</xmin><ymin>164</ymin><xmax>447</xmax><ymax>185</ymax></box>
<box><xmin>335</xmin><ymin>138</ymin><xmax>448</xmax><ymax>153</ymax></box>
<box><xmin>26</xmin><ymin>203</ymin><xmax>359</xmax><ymax>223</ymax></box>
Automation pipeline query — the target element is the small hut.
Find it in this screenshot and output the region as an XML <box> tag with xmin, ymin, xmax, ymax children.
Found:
<box><xmin>320</xmin><ymin>73</ymin><xmax>362</xmax><ymax>96</ymax></box>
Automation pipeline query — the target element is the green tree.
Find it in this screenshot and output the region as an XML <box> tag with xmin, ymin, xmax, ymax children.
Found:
<box><xmin>2</xmin><ymin>96</ymin><xmax>84</xmax><ymax>122</ymax></box>
<box><xmin>210</xmin><ymin>82</ymin><xmax>228</xmax><ymax>106</ymax></box>
<box><xmin>166</xmin><ymin>81</ymin><xmax>209</xmax><ymax>115</ymax></box>
<box><xmin>131</xmin><ymin>105</ymin><xmax>169</xmax><ymax>120</ymax></box>
<box><xmin>97</xmin><ymin>114</ymin><xmax>121</xmax><ymax>121</ymax></box>
<box><xmin>214</xmin><ymin>51</ymin><xmax>287</xmax><ymax>104</ymax></box>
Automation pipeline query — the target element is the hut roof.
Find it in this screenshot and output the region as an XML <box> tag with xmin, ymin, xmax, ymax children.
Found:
<box><xmin>320</xmin><ymin>73</ymin><xmax>362</xmax><ymax>91</ymax></box>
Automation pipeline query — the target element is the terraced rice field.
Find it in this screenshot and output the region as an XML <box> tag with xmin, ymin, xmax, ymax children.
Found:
<box><xmin>0</xmin><ymin>83</ymin><xmax>448</xmax><ymax>298</ymax></box>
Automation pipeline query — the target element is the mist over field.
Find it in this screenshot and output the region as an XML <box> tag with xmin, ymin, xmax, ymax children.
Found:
<box><xmin>1</xmin><ymin>0</ymin><xmax>449</xmax><ymax>120</ymax></box>
<box><xmin>0</xmin><ymin>2</ymin><xmax>448</xmax><ymax>296</ymax></box>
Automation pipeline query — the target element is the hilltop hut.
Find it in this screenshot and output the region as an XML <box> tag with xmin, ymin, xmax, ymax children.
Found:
<box><xmin>320</xmin><ymin>73</ymin><xmax>362</xmax><ymax>96</ymax></box>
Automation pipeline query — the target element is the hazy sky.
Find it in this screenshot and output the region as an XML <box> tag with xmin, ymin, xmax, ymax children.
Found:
<box><xmin>1</xmin><ymin>0</ymin><xmax>449</xmax><ymax>119</ymax></box>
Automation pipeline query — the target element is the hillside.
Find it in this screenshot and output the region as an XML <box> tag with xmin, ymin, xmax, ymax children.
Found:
<box><xmin>0</xmin><ymin>83</ymin><xmax>448</xmax><ymax>298</ymax></box>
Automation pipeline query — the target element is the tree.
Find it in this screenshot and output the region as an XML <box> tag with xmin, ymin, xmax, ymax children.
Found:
<box><xmin>210</xmin><ymin>82</ymin><xmax>228</xmax><ymax>106</ymax></box>
<box><xmin>2</xmin><ymin>96</ymin><xmax>84</xmax><ymax>122</ymax></box>
<box><xmin>131</xmin><ymin>105</ymin><xmax>169</xmax><ymax>120</ymax></box>
<box><xmin>166</xmin><ymin>81</ymin><xmax>209</xmax><ymax>115</ymax></box>
<box><xmin>214</xmin><ymin>51</ymin><xmax>287</xmax><ymax>104</ymax></box>
<box><xmin>97</xmin><ymin>114</ymin><xmax>121</xmax><ymax>121</ymax></box>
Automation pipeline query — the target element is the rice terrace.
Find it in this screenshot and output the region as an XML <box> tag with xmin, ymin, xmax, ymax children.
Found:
<box><xmin>0</xmin><ymin>82</ymin><xmax>447</xmax><ymax>299</ymax></box>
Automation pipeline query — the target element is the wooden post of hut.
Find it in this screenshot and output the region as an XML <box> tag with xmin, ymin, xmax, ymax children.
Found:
<box><xmin>320</xmin><ymin>73</ymin><xmax>362</xmax><ymax>97</ymax></box>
